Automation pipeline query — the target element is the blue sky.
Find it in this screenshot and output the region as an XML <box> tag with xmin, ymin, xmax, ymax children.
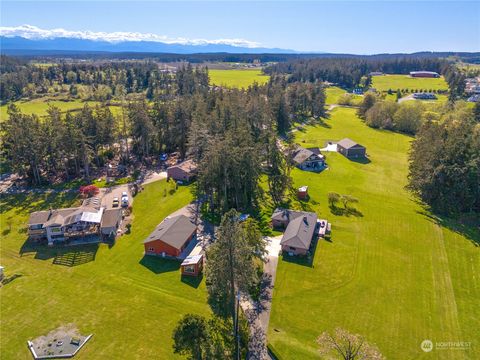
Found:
<box><xmin>1</xmin><ymin>1</ymin><xmax>479</xmax><ymax>53</ymax></box>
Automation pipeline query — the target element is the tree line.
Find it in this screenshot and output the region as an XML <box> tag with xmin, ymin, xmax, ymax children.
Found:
<box><xmin>0</xmin><ymin>58</ymin><xmax>208</xmax><ymax>102</ymax></box>
<box><xmin>264</xmin><ymin>57</ymin><xmax>448</xmax><ymax>89</ymax></box>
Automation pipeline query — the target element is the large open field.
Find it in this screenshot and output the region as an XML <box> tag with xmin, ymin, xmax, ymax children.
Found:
<box><xmin>209</xmin><ymin>69</ymin><xmax>269</xmax><ymax>88</ymax></box>
<box><xmin>372</xmin><ymin>74</ymin><xmax>449</xmax><ymax>92</ymax></box>
<box><xmin>268</xmin><ymin>107</ymin><xmax>479</xmax><ymax>359</ymax></box>
<box><xmin>0</xmin><ymin>98</ymin><xmax>122</xmax><ymax>121</ymax></box>
<box><xmin>0</xmin><ymin>180</ymin><xmax>210</xmax><ymax>359</ymax></box>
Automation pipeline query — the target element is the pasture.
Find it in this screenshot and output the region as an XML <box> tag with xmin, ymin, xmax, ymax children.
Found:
<box><xmin>0</xmin><ymin>180</ymin><xmax>210</xmax><ymax>359</ymax></box>
<box><xmin>267</xmin><ymin>107</ymin><xmax>479</xmax><ymax>359</ymax></box>
<box><xmin>209</xmin><ymin>69</ymin><xmax>269</xmax><ymax>88</ymax></box>
<box><xmin>0</xmin><ymin>98</ymin><xmax>122</xmax><ymax>121</ymax></box>
<box><xmin>372</xmin><ymin>74</ymin><xmax>449</xmax><ymax>92</ymax></box>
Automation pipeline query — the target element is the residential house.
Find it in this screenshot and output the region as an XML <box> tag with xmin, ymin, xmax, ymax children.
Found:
<box><xmin>167</xmin><ymin>159</ymin><xmax>198</xmax><ymax>182</ymax></box>
<box><xmin>291</xmin><ymin>146</ymin><xmax>325</xmax><ymax>171</ymax></box>
<box><xmin>409</xmin><ymin>71</ymin><xmax>440</xmax><ymax>78</ymax></box>
<box><xmin>28</xmin><ymin>205</ymin><xmax>109</xmax><ymax>246</ymax></box>
<box><xmin>271</xmin><ymin>208</ymin><xmax>318</xmax><ymax>256</ymax></box>
<box><xmin>143</xmin><ymin>215</ymin><xmax>197</xmax><ymax>258</ymax></box>
<box><xmin>337</xmin><ymin>138</ymin><xmax>367</xmax><ymax>159</ymax></box>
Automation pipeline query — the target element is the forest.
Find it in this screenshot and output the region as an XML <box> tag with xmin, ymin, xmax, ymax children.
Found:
<box><xmin>1</xmin><ymin>55</ymin><xmax>478</xmax><ymax>216</ymax></box>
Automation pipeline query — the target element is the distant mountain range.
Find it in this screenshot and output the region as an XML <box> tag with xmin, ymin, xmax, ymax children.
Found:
<box><xmin>0</xmin><ymin>36</ymin><xmax>297</xmax><ymax>54</ymax></box>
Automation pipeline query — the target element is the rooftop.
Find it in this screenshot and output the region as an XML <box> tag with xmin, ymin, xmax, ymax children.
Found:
<box><xmin>337</xmin><ymin>138</ymin><xmax>365</xmax><ymax>150</ymax></box>
<box><xmin>168</xmin><ymin>159</ymin><xmax>197</xmax><ymax>173</ymax></box>
<box><xmin>144</xmin><ymin>215</ymin><xmax>197</xmax><ymax>249</ymax></box>
<box><xmin>280</xmin><ymin>212</ymin><xmax>318</xmax><ymax>250</ymax></box>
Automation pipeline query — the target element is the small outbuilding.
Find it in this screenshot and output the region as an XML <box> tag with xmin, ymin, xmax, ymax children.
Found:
<box><xmin>297</xmin><ymin>186</ymin><xmax>309</xmax><ymax>200</ymax></box>
<box><xmin>100</xmin><ymin>209</ymin><xmax>123</xmax><ymax>236</ymax></box>
<box><xmin>144</xmin><ymin>215</ymin><xmax>197</xmax><ymax>258</ymax></box>
<box><xmin>337</xmin><ymin>138</ymin><xmax>367</xmax><ymax>159</ymax></box>
<box><xmin>167</xmin><ymin>159</ymin><xmax>197</xmax><ymax>182</ymax></box>
<box><xmin>181</xmin><ymin>254</ymin><xmax>203</xmax><ymax>276</ymax></box>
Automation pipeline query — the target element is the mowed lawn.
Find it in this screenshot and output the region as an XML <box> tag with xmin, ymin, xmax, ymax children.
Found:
<box><xmin>268</xmin><ymin>107</ymin><xmax>479</xmax><ymax>359</ymax></box>
<box><xmin>0</xmin><ymin>180</ymin><xmax>210</xmax><ymax>359</ymax></box>
<box><xmin>372</xmin><ymin>74</ymin><xmax>449</xmax><ymax>92</ymax></box>
<box><xmin>209</xmin><ymin>69</ymin><xmax>269</xmax><ymax>88</ymax></box>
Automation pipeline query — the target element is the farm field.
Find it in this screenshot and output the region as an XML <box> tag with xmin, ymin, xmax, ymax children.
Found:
<box><xmin>0</xmin><ymin>180</ymin><xmax>210</xmax><ymax>359</ymax></box>
<box><xmin>0</xmin><ymin>98</ymin><xmax>122</xmax><ymax>121</ymax></box>
<box><xmin>267</xmin><ymin>107</ymin><xmax>479</xmax><ymax>359</ymax></box>
<box><xmin>209</xmin><ymin>69</ymin><xmax>269</xmax><ymax>88</ymax></box>
<box><xmin>372</xmin><ymin>74</ymin><xmax>448</xmax><ymax>92</ymax></box>
<box><xmin>325</xmin><ymin>86</ymin><xmax>363</xmax><ymax>106</ymax></box>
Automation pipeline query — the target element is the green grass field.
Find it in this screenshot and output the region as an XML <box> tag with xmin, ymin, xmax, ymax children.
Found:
<box><xmin>372</xmin><ymin>74</ymin><xmax>449</xmax><ymax>92</ymax></box>
<box><xmin>268</xmin><ymin>107</ymin><xmax>479</xmax><ymax>359</ymax></box>
<box><xmin>325</xmin><ymin>86</ymin><xmax>363</xmax><ymax>106</ymax></box>
<box><xmin>0</xmin><ymin>180</ymin><xmax>210</xmax><ymax>359</ymax></box>
<box><xmin>0</xmin><ymin>98</ymin><xmax>122</xmax><ymax>121</ymax></box>
<box><xmin>209</xmin><ymin>69</ymin><xmax>269</xmax><ymax>88</ymax></box>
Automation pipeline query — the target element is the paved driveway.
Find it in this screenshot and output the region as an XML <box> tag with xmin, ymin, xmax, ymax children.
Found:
<box><xmin>101</xmin><ymin>184</ymin><xmax>132</xmax><ymax>209</ymax></box>
<box><xmin>241</xmin><ymin>235</ymin><xmax>283</xmax><ymax>359</ymax></box>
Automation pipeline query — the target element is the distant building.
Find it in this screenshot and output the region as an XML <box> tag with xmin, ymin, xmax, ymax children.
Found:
<box><xmin>465</xmin><ymin>77</ymin><xmax>480</xmax><ymax>94</ymax></box>
<box><xmin>369</xmin><ymin>72</ymin><xmax>384</xmax><ymax>76</ymax></box>
<box><xmin>412</xmin><ymin>92</ymin><xmax>437</xmax><ymax>100</ymax></box>
<box><xmin>352</xmin><ymin>88</ymin><xmax>364</xmax><ymax>95</ymax></box>
<box><xmin>291</xmin><ymin>146</ymin><xmax>325</xmax><ymax>171</ymax></box>
<box><xmin>337</xmin><ymin>138</ymin><xmax>367</xmax><ymax>159</ymax></box>
<box><xmin>467</xmin><ymin>94</ymin><xmax>480</xmax><ymax>102</ymax></box>
<box><xmin>409</xmin><ymin>71</ymin><xmax>440</xmax><ymax>78</ymax></box>
<box><xmin>144</xmin><ymin>215</ymin><xmax>197</xmax><ymax>258</ymax></box>
<box><xmin>167</xmin><ymin>159</ymin><xmax>197</xmax><ymax>182</ymax></box>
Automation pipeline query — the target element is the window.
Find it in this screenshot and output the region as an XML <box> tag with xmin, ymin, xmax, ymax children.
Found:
<box><xmin>29</xmin><ymin>224</ymin><xmax>43</xmax><ymax>230</ymax></box>
<box><xmin>289</xmin><ymin>246</ymin><xmax>296</xmax><ymax>251</ymax></box>
<box><xmin>50</xmin><ymin>227</ymin><xmax>62</xmax><ymax>233</ymax></box>
<box><xmin>184</xmin><ymin>265</ymin><xmax>195</xmax><ymax>273</ymax></box>
<box><xmin>148</xmin><ymin>247</ymin><xmax>155</xmax><ymax>252</ymax></box>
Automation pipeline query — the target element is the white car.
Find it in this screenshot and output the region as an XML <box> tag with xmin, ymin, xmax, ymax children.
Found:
<box><xmin>121</xmin><ymin>195</ymin><xmax>129</xmax><ymax>207</ymax></box>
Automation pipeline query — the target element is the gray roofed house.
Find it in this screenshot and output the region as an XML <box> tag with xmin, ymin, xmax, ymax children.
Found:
<box><xmin>280</xmin><ymin>212</ymin><xmax>318</xmax><ymax>255</ymax></box>
<box><xmin>28</xmin><ymin>205</ymin><xmax>121</xmax><ymax>245</ymax></box>
<box><xmin>144</xmin><ymin>215</ymin><xmax>197</xmax><ymax>257</ymax></box>
<box><xmin>336</xmin><ymin>138</ymin><xmax>367</xmax><ymax>159</ymax></box>
<box><xmin>291</xmin><ymin>146</ymin><xmax>325</xmax><ymax>171</ymax></box>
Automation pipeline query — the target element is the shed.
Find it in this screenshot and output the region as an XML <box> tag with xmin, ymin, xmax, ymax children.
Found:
<box><xmin>181</xmin><ymin>254</ymin><xmax>203</xmax><ymax>276</ymax></box>
<box><xmin>297</xmin><ymin>186</ymin><xmax>309</xmax><ymax>200</ymax></box>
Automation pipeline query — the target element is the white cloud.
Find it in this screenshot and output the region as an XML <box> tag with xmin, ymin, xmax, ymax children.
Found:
<box><xmin>0</xmin><ymin>24</ymin><xmax>262</xmax><ymax>48</ymax></box>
